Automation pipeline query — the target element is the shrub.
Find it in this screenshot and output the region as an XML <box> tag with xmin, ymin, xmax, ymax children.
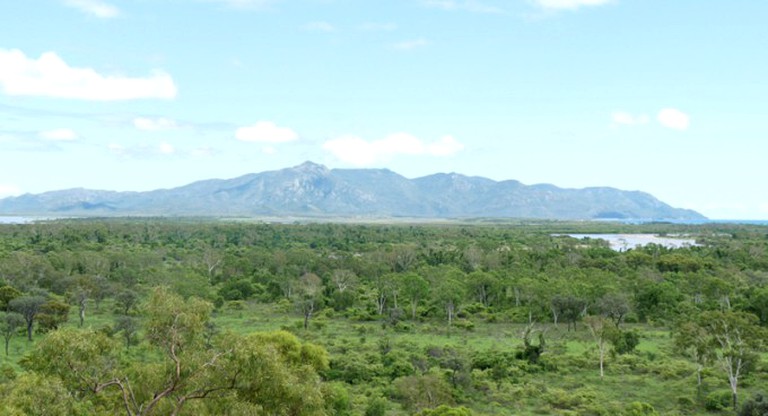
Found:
<box><xmin>739</xmin><ymin>393</ymin><xmax>768</xmax><ymax>416</ymax></box>
<box><xmin>623</xmin><ymin>401</ymin><xmax>659</xmax><ymax>416</ymax></box>
<box><xmin>453</xmin><ymin>319</ymin><xmax>475</xmax><ymax>331</ymax></box>
<box><xmin>323</xmin><ymin>382</ymin><xmax>352</xmax><ymax>416</ymax></box>
<box><xmin>364</xmin><ymin>396</ymin><xmax>388</xmax><ymax>416</ymax></box>
<box><xmin>705</xmin><ymin>390</ymin><xmax>733</xmax><ymax>411</ymax></box>
<box><xmin>416</xmin><ymin>405</ymin><xmax>473</xmax><ymax>416</ymax></box>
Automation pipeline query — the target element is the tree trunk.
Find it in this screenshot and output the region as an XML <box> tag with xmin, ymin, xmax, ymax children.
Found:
<box><xmin>598</xmin><ymin>343</ymin><xmax>605</xmax><ymax>378</ymax></box>
<box><xmin>696</xmin><ymin>365</ymin><xmax>703</xmax><ymax>399</ymax></box>
<box><xmin>26</xmin><ymin>320</ymin><xmax>33</xmax><ymax>341</ymax></box>
<box><xmin>79</xmin><ymin>303</ymin><xmax>86</xmax><ymax>327</ymax></box>
<box><xmin>376</xmin><ymin>293</ymin><xmax>386</xmax><ymax>315</ymax></box>
<box><xmin>551</xmin><ymin>306</ymin><xmax>559</xmax><ymax>326</ymax></box>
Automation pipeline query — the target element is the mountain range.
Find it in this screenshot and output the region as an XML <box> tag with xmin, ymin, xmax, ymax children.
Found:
<box><xmin>0</xmin><ymin>162</ymin><xmax>706</xmax><ymax>220</ymax></box>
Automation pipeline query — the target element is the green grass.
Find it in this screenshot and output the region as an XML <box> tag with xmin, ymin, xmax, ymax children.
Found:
<box><xmin>3</xmin><ymin>298</ymin><xmax>766</xmax><ymax>416</ymax></box>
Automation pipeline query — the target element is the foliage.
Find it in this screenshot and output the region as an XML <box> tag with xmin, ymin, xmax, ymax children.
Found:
<box><xmin>1</xmin><ymin>219</ymin><xmax>768</xmax><ymax>415</ymax></box>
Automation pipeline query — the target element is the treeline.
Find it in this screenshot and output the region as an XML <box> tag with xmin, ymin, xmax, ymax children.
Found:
<box><xmin>0</xmin><ymin>220</ymin><xmax>767</xmax><ymax>415</ymax></box>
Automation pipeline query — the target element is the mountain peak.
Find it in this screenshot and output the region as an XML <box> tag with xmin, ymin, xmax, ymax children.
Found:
<box><xmin>0</xmin><ymin>164</ymin><xmax>706</xmax><ymax>220</ymax></box>
<box><xmin>292</xmin><ymin>161</ymin><xmax>329</xmax><ymax>175</ymax></box>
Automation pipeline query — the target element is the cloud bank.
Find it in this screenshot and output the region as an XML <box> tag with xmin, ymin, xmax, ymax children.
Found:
<box><xmin>657</xmin><ymin>108</ymin><xmax>690</xmax><ymax>131</ymax></box>
<box><xmin>323</xmin><ymin>133</ymin><xmax>464</xmax><ymax>166</ymax></box>
<box><xmin>39</xmin><ymin>128</ymin><xmax>79</xmax><ymax>141</ymax></box>
<box><xmin>0</xmin><ymin>49</ymin><xmax>177</xmax><ymax>100</ymax></box>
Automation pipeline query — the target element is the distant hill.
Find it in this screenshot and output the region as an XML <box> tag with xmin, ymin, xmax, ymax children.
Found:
<box><xmin>0</xmin><ymin>162</ymin><xmax>706</xmax><ymax>220</ymax></box>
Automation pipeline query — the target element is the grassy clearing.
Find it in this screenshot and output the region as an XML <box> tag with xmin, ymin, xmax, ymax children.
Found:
<box><xmin>2</xmin><ymin>298</ymin><xmax>765</xmax><ymax>415</ymax></box>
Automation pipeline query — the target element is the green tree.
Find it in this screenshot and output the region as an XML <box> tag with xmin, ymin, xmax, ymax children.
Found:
<box><xmin>551</xmin><ymin>295</ymin><xmax>586</xmax><ymax>331</ymax></box>
<box><xmin>114</xmin><ymin>315</ymin><xmax>139</xmax><ymax>349</ymax></box>
<box><xmin>400</xmin><ymin>272</ymin><xmax>429</xmax><ymax>319</ymax></box>
<box><xmin>115</xmin><ymin>288</ymin><xmax>140</xmax><ymax>315</ymax></box>
<box><xmin>70</xmin><ymin>288</ymin><xmax>89</xmax><ymax>327</ymax></box>
<box><xmin>466</xmin><ymin>271</ymin><xmax>500</xmax><ymax>308</ymax></box>
<box><xmin>0</xmin><ymin>312</ymin><xmax>24</xmax><ymax>356</ymax></box>
<box><xmin>393</xmin><ymin>373</ymin><xmax>454</xmax><ymax>412</ymax></box>
<box><xmin>296</xmin><ymin>272</ymin><xmax>324</xmax><ymax>330</ymax></box>
<box><xmin>8</xmin><ymin>295</ymin><xmax>46</xmax><ymax>341</ymax></box>
<box><xmin>23</xmin><ymin>287</ymin><xmax>331</xmax><ymax>416</ymax></box>
<box><xmin>584</xmin><ymin>315</ymin><xmax>610</xmax><ymax>378</ymax></box>
<box><xmin>597</xmin><ymin>292</ymin><xmax>631</xmax><ymax>328</ymax></box>
<box><xmin>22</xmin><ymin>327</ymin><xmax>123</xmax><ymax>399</ymax></box>
<box><xmin>0</xmin><ymin>373</ymin><xmax>86</xmax><ymax>416</ymax></box>
<box><xmin>700</xmin><ymin>311</ymin><xmax>765</xmax><ymax>410</ymax></box>
<box><xmin>673</xmin><ymin>320</ymin><xmax>715</xmax><ymax>398</ymax></box>
<box><xmin>37</xmin><ymin>299</ymin><xmax>70</xmax><ymax>333</ymax></box>
<box><xmin>0</xmin><ymin>285</ymin><xmax>22</xmax><ymax>311</ymax></box>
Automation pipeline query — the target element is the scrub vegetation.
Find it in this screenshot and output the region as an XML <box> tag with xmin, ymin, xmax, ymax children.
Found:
<box><xmin>1</xmin><ymin>219</ymin><xmax>767</xmax><ymax>415</ymax></box>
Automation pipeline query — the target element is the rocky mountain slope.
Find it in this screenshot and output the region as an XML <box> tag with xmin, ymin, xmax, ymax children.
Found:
<box><xmin>0</xmin><ymin>162</ymin><xmax>706</xmax><ymax>220</ymax></box>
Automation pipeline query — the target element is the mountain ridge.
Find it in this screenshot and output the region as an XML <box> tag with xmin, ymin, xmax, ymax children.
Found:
<box><xmin>0</xmin><ymin>162</ymin><xmax>706</xmax><ymax>220</ymax></box>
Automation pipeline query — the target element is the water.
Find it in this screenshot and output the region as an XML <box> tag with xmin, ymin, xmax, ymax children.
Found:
<box><xmin>561</xmin><ymin>234</ymin><xmax>700</xmax><ymax>251</ymax></box>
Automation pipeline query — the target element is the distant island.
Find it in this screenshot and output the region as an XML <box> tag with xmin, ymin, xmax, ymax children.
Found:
<box><xmin>0</xmin><ymin>162</ymin><xmax>705</xmax><ymax>221</ymax></box>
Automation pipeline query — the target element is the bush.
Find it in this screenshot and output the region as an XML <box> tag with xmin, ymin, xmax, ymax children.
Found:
<box><xmin>453</xmin><ymin>319</ymin><xmax>475</xmax><ymax>331</ymax></box>
<box><xmin>623</xmin><ymin>401</ymin><xmax>659</xmax><ymax>416</ymax></box>
<box><xmin>226</xmin><ymin>300</ymin><xmax>245</xmax><ymax>310</ymax></box>
<box><xmin>739</xmin><ymin>393</ymin><xmax>768</xmax><ymax>416</ymax></box>
<box><xmin>705</xmin><ymin>390</ymin><xmax>733</xmax><ymax>411</ymax></box>
<box><xmin>607</xmin><ymin>328</ymin><xmax>640</xmax><ymax>355</ymax></box>
<box><xmin>416</xmin><ymin>405</ymin><xmax>473</xmax><ymax>415</ymax></box>
<box><xmin>323</xmin><ymin>382</ymin><xmax>352</xmax><ymax>416</ymax></box>
<box><xmin>364</xmin><ymin>396</ymin><xmax>388</xmax><ymax>416</ymax></box>
<box><xmin>392</xmin><ymin>373</ymin><xmax>454</xmax><ymax>412</ymax></box>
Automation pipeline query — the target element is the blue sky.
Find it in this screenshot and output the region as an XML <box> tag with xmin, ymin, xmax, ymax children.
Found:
<box><xmin>1</xmin><ymin>0</ymin><xmax>766</xmax><ymax>219</ymax></box>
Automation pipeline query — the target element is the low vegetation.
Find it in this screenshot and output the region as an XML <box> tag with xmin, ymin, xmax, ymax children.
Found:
<box><xmin>1</xmin><ymin>219</ymin><xmax>767</xmax><ymax>415</ymax></box>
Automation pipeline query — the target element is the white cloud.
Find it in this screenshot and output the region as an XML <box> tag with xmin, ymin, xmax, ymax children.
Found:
<box><xmin>424</xmin><ymin>0</ymin><xmax>504</xmax><ymax>13</ymax></box>
<box><xmin>392</xmin><ymin>38</ymin><xmax>430</xmax><ymax>51</ymax></box>
<box><xmin>428</xmin><ymin>135</ymin><xmax>465</xmax><ymax>156</ymax></box>
<box><xmin>133</xmin><ymin>117</ymin><xmax>178</xmax><ymax>131</ymax></box>
<box><xmin>359</xmin><ymin>22</ymin><xmax>398</xmax><ymax>32</ymax></box>
<box><xmin>534</xmin><ymin>0</ymin><xmax>612</xmax><ymax>10</ymax></box>
<box><xmin>108</xmin><ymin>142</ymin><xmax>177</xmax><ymax>157</ymax></box>
<box><xmin>611</xmin><ymin>111</ymin><xmax>649</xmax><ymax>126</ymax></box>
<box><xmin>39</xmin><ymin>128</ymin><xmax>79</xmax><ymax>141</ymax></box>
<box><xmin>0</xmin><ymin>49</ymin><xmax>177</xmax><ymax>100</ymax></box>
<box><xmin>158</xmin><ymin>142</ymin><xmax>176</xmax><ymax>155</ymax></box>
<box><xmin>63</xmin><ymin>0</ymin><xmax>120</xmax><ymax>18</ymax></box>
<box><xmin>303</xmin><ymin>21</ymin><xmax>335</xmax><ymax>32</ymax></box>
<box><xmin>657</xmin><ymin>108</ymin><xmax>690</xmax><ymax>131</ymax></box>
<box><xmin>0</xmin><ymin>184</ymin><xmax>22</xmax><ymax>198</ymax></box>
<box><xmin>235</xmin><ymin>121</ymin><xmax>298</xmax><ymax>143</ymax></box>
<box><xmin>323</xmin><ymin>133</ymin><xmax>464</xmax><ymax>166</ymax></box>
<box><xmin>204</xmin><ymin>0</ymin><xmax>275</xmax><ymax>9</ymax></box>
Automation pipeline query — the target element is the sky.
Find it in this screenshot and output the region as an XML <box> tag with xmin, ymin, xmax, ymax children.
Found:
<box><xmin>1</xmin><ymin>0</ymin><xmax>767</xmax><ymax>219</ymax></box>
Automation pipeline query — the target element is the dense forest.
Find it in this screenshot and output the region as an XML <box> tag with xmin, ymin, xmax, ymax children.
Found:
<box><xmin>1</xmin><ymin>219</ymin><xmax>767</xmax><ymax>415</ymax></box>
